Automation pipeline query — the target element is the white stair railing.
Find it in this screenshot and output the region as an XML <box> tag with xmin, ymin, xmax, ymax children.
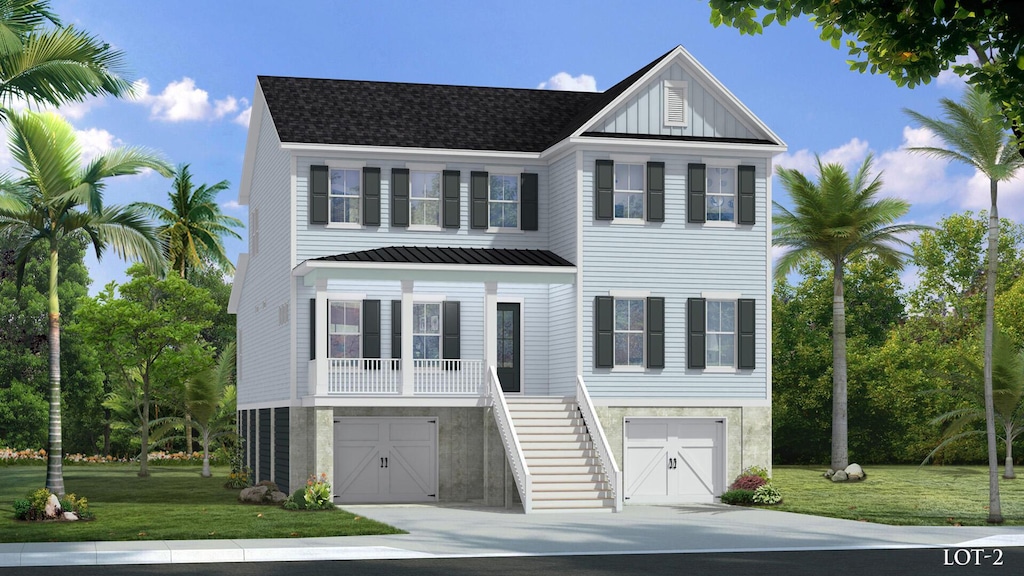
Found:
<box><xmin>486</xmin><ymin>366</ymin><xmax>532</xmax><ymax>513</ymax></box>
<box><xmin>576</xmin><ymin>375</ymin><xmax>622</xmax><ymax>512</ymax></box>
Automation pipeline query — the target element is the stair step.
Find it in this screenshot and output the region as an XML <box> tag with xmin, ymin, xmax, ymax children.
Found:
<box><xmin>514</xmin><ymin>425</ymin><xmax>589</xmax><ymax>435</ymax></box>
<box><xmin>505</xmin><ymin>396</ymin><xmax>574</xmax><ymax>404</ymax></box>
<box><xmin>516</xmin><ymin>433</ymin><xmax>591</xmax><ymax>442</ymax></box>
<box><xmin>528</xmin><ymin>457</ymin><xmax>602</xmax><ymax>468</ymax></box>
<box><xmin>532</xmin><ymin>481</ymin><xmax>608</xmax><ymax>492</ymax></box>
<box><xmin>512</xmin><ymin>418</ymin><xmax>585</xmax><ymax>427</ymax></box>
<box><xmin>520</xmin><ymin>441</ymin><xmax>593</xmax><ymax>451</ymax></box>
<box><xmin>530</xmin><ymin>472</ymin><xmax>607</xmax><ymax>482</ymax></box>
<box><xmin>509</xmin><ymin>411</ymin><xmax>579</xmax><ymax>420</ymax></box>
<box><xmin>533</xmin><ymin>489</ymin><xmax>611</xmax><ymax>498</ymax></box>
<box><xmin>507</xmin><ymin>402</ymin><xmax>577</xmax><ymax>411</ymax></box>
<box><xmin>525</xmin><ymin>451</ymin><xmax>599</xmax><ymax>461</ymax></box>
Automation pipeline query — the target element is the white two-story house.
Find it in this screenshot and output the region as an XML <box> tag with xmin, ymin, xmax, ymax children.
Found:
<box><xmin>229</xmin><ymin>45</ymin><xmax>785</xmax><ymax>512</ymax></box>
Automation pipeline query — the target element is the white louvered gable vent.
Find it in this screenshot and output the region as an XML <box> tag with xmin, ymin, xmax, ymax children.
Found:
<box><xmin>664</xmin><ymin>80</ymin><xmax>687</xmax><ymax>127</ymax></box>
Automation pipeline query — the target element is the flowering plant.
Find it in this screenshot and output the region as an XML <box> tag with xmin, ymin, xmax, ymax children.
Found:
<box><xmin>303</xmin><ymin>473</ymin><xmax>333</xmax><ymax>510</ymax></box>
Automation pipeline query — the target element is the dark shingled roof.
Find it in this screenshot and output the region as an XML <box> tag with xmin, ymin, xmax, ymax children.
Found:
<box><xmin>259</xmin><ymin>49</ymin><xmax>681</xmax><ymax>152</ymax></box>
<box><xmin>312</xmin><ymin>247</ymin><xmax>574</xmax><ymax>267</ymax></box>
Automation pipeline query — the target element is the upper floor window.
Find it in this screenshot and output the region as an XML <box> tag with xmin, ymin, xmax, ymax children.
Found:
<box><xmin>706</xmin><ymin>167</ymin><xmax>736</xmax><ymax>222</ymax></box>
<box><xmin>489</xmin><ymin>174</ymin><xmax>519</xmax><ymax>229</ymax></box>
<box><xmin>614</xmin><ymin>163</ymin><xmax>644</xmax><ymax>220</ymax></box>
<box><xmin>330</xmin><ymin>169</ymin><xmax>361</xmax><ymax>224</ymax></box>
<box><xmin>413</xmin><ymin>302</ymin><xmax>441</xmax><ymax>359</ymax></box>
<box><xmin>614</xmin><ymin>298</ymin><xmax>645</xmax><ymax>366</ymax></box>
<box><xmin>410</xmin><ymin>171</ymin><xmax>441</xmax><ymax>227</ymax></box>
<box><xmin>705</xmin><ymin>300</ymin><xmax>735</xmax><ymax>368</ymax></box>
<box><xmin>329</xmin><ymin>300</ymin><xmax>361</xmax><ymax>359</ymax></box>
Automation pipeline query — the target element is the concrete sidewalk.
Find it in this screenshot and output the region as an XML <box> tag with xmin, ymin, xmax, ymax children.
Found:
<box><xmin>2</xmin><ymin>504</ymin><xmax>1023</xmax><ymax>567</ymax></box>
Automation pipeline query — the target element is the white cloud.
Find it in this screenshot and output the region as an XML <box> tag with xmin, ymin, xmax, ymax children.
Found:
<box><xmin>132</xmin><ymin>77</ymin><xmax>248</xmax><ymax>123</ymax></box>
<box><xmin>74</xmin><ymin>127</ymin><xmax>120</xmax><ymax>165</ymax></box>
<box><xmin>937</xmin><ymin>54</ymin><xmax>975</xmax><ymax>88</ymax></box>
<box><xmin>222</xmin><ymin>199</ymin><xmax>243</xmax><ymax>211</ymax></box>
<box><xmin>775</xmin><ymin>138</ymin><xmax>869</xmax><ymax>175</ymax></box>
<box><xmin>961</xmin><ymin>169</ymin><xmax>1024</xmax><ymax>220</ymax></box>
<box><xmin>234</xmin><ymin>106</ymin><xmax>252</xmax><ymax>127</ymax></box>
<box><xmin>537</xmin><ymin>72</ymin><xmax>597</xmax><ymax>92</ymax></box>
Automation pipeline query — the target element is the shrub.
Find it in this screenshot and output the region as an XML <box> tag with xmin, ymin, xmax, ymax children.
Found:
<box><xmin>720</xmin><ymin>489</ymin><xmax>755</xmax><ymax>505</ymax></box>
<box><xmin>729</xmin><ymin>474</ymin><xmax>767</xmax><ymax>491</ymax></box>
<box><xmin>740</xmin><ymin>465</ymin><xmax>770</xmax><ymax>481</ymax></box>
<box><xmin>285</xmin><ymin>488</ymin><xmax>309</xmax><ymax>510</ymax></box>
<box><xmin>303</xmin><ymin>473</ymin><xmax>334</xmax><ymax>511</ymax></box>
<box><xmin>28</xmin><ymin>488</ymin><xmax>51</xmax><ymax>517</ymax></box>
<box><xmin>752</xmin><ymin>483</ymin><xmax>782</xmax><ymax>505</ymax></box>
<box><xmin>61</xmin><ymin>493</ymin><xmax>92</xmax><ymax>519</ymax></box>
<box><xmin>224</xmin><ymin>467</ymin><xmax>252</xmax><ymax>489</ymax></box>
<box><xmin>12</xmin><ymin>499</ymin><xmax>31</xmax><ymax>520</ymax></box>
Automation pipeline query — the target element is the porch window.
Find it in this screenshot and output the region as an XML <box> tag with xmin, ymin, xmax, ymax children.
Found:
<box><xmin>330</xmin><ymin>169</ymin><xmax>360</xmax><ymax>223</ymax></box>
<box><xmin>614</xmin><ymin>299</ymin><xmax>645</xmax><ymax>366</ymax></box>
<box><xmin>489</xmin><ymin>174</ymin><xmax>519</xmax><ymax>228</ymax></box>
<box><xmin>706</xmin><ymin>300</ymin><xmax>736</xmax><ymax>367</ymax></box>
<box><xmin>410</xmin><ymin>171</ymin><xmax>441</xmax><ymax>227</ymax></box>
<box><xmin>413</xmin><ymin>303</ymin><xmax>441</xmax><ymax>359</ymax></box>
<box><xmin>329</xmin><ymin>301</ymin><xmax>361</xmax><ymax>358</ymax></box>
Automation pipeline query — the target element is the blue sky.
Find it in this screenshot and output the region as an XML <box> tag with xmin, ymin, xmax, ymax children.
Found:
<box><xmin>32</xmin><ymin>0</ymin><xmax>1017</xmax><ymax>293</ymax></box>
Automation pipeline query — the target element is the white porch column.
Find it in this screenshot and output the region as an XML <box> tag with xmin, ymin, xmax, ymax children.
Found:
<box><xmin>485</xmin><ymin>282</ymin><xmax>498</xmax><ymax>372</ymax></box>
<box><xmin>401</xmin><ymin>280</ymin><xmax>414</xmax><ymax>395</ymax></box>
<box><xmin>315</xmin><ymin>287</ymin><xmax>329</xmax><ymax>396</ymax></box>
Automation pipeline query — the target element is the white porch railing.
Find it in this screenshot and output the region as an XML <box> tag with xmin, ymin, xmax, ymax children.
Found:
<box><xmin>576</xmin><ymin>375</ymin><xmax>622</xmax><ymax>512</ymax></box>
<box><xmin>486</xmin><ymin>366</ymin><xmax>532</xmax><ymax>513</ymax></box>
<box><xmin>327</xmin><ymin>358</ymin><xmax>401</xmax><ymax>394</ymax></box>
<box><xmin>414</xmin><ymin>359</ymin><xmax>484</xmax><ymax>395</ymax></box>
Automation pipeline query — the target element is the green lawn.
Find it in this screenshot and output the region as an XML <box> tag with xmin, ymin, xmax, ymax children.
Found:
<box><xmin>0</xmin><ymin>465</ymin><xmax>403</xmax><ymax>543</ymax></box>
<box><xmin>772</xmin><ymin>465</ymin><xmax>1024</xmax><ymax>526</ymax></box>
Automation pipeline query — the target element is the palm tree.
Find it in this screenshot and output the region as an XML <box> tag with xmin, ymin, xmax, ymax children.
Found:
<box><xmin>923</xmin><ymin>328</ymin><xmax>1024</xmax><ymax>479</ymax></box>
<box><xmin>0</xmin><ymin>111</ymin><xmax>172</xmax><ymax>495</ymax></box>
<box><xmin>906</xmin><ymin>87</ymin><xmax>1024</xmax><ymax>523</ymax></box>
<box><xmin>134</xmin><ymin>164</ymin><xmax>242</xmax><ymax>280</ymax></box>
<box><xmin>0</xmin><ymin>0</ymin><xmax>132</xmax><ymax>118</ymax></box>
<box><xmin>774</xmin><ymin>155</ymin><xmax>928</xmax><ymax>474</ymax></box>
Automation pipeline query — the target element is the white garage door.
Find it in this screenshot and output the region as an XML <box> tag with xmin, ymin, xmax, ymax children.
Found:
<box><xmin>334</xmin><ymin>417</ymin><xmax>438</xmax><ymax>504</ymax></box>
<box><xmin>624</xmin><ymin>418</ymin><xmax>725</xmax><ymax>504</ymax></box>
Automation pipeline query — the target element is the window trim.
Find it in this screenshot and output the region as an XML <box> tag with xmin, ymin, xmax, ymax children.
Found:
<box><xmin>409</xmin><ymin>170</ymin><xmax>442</xmax><ymax>228</ymax></box>
<box><xmin>327</xmin><ymin>299</ymin><xmax>362</xmax><ymax>360</ymax></box>
<box><xmin>327</xmin><ymin>167</ymin><xmax>362</xmax><ymax>227</ymax></box>
<box><xmin>664</xmin><ymin>80</ymin><xmax>688</xmax><ymax>127</ymax></box>
<box><xmin>705</xmin><ymin>299</ymin><xmax>737</xmax><ymax>370</ymax></box>
<box><xmin>705</xmin><ymin>165</ymin><xmax>737</xmax><ymax>224</ymax></box>
<box><xmin>487</xmin><ymin>173</ymin><xmax>521</xmax><ymax>231</ymax></box>
<box><xmin>412</xmin><ymin>301</ymin><xmax>442</xmax><ymax>361</ymax></box>
<box><xmin>612</xmin><ymin>297</ymin><xmax>646</xmax><ymax>369</ymax></box>
<box><xmin>613</xmin><ymin>162</ymin><xmax>645</xmax><ymax>221</ymax></box>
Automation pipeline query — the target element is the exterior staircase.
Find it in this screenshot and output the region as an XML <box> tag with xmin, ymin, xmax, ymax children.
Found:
<box><xmin>505</xmin><ymin>396</ymin><xmax>615</xmax><ymax>512</ymax></box>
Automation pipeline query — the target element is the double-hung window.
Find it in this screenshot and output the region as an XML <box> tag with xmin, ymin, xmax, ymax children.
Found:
<box><xmin>614</xmin><ymin>164</ymin><xmax>644</xmax><ymax>220</ymax></box>
<box><xmin>330</xmin><ymin>169</ymin><xmax>361</xmax><ymax>224</ymax></box>
<box><xmin>706</xmin><ymin>167</ymin><xmax>736</xmax><ymax>222</ymax></box>
<box><xmin>489</xmin><ymin>174</ymin><xmax>519</xmax><ymax>229</ymax></box>
<box><xmin>412</xmin><ymin>303</ymin><xmax>441</xmax><ymax>360</ymax></box>
<box><xmin>410</xmin><ymin>171</ymin><xmax>441</xmax><ymax>227</ymax></box>
<box><xmin>614</xmin><ymin>299</ymin><xmax>645</xmax><ymax>366</ymax></box>
<box><xmin>705</xmin><ymin>300</ymin><xmax>736</xmax><ymax>367</ymax></box>
<box><xmin>329</xmin><ymin>301</ymin><xmax>361</xmax><ymax>360</ymax></box>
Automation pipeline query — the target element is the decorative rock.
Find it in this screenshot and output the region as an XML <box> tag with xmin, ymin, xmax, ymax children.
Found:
<box><xmin>845</xmin><ymin>463</ymin><xmax>865</xmax><ymax>480</ymax></box>
<box><xmin>239</xmin><ymin>485</ymin><xmax>269</xmax><ymax>504</ymax></box>
<box><xmin>824</xmin><ymin>469</ymin><xmax>835</xmax><ymax>478</ymax></box>
<box><xmin>63</xmin><ymin>511</ymin><xmax>78</xmax><ymax>521</ymax></box>
<box><xmin>44</xmin><ymin>494</ymin><xmax>62</xmax><ymax>518</ymax></box>
<box><xmin>831</xmin><ymin>470</ymin><xmax>848</xmax><ymax>482</ymax></box>
<box><xmin>268</xmin><ymin>490</ymin><xmax>288</xmax><ymax>504</ymax></box>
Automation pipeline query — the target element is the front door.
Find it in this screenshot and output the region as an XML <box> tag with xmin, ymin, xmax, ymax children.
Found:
<box><xmin>496</xmin><ymin>303</ymin><xmax>521</xmax><ymax>393</ymax></box>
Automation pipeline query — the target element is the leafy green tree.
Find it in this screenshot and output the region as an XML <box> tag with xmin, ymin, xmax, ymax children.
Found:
<box><xmin>76</xmin><ymin>266</ymin><xmax>217</xmax><ymax>476</ymax></box>
<box><xmin>774</xmin><ymin>155</ymin><xmax>928</xmax><ymax>472</ymax></box>
<box><xmin>708</xmin><ymin>1</ymin><xmax>1024</xmax><ymax>156</ymax></box>
<box><xmin>906</xmin><ymin>88</ymin><xmax>1023</xmax><ymax>523</ymax></box>
<box><xmin>0</xmin><ymin>111</ymin><xmax>171</xmax><ymax>495</ymax></box>
<box><xmin>0</xmin><ymin>0</ymin><xmax>133</xmax><ymax>119</ymax></box>
<box><xmin>133</xmin><ymin>164</ymin><xmax>242</xmax><ymax>280</ymax></box>
<box><xmin>924</xmin><ymin>329</ymin><xmax>1024</xmax><ymax>479</ymax></box>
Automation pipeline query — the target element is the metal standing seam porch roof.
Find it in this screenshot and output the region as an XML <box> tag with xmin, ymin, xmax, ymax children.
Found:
<box><xmin>311</xmin><ymin>246</ymin><xmax>574</xmax><ymax>267</ymax></box>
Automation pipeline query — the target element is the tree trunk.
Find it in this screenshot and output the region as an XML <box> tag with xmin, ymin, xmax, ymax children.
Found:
<box><xmin>984</xmin><ymin>179</ymin><xmax>1003</xmax><ymax>522</ymax></box>
<box><xmin>202</xmin><ymin>429</ymin><xmax>211</xmax><ymax>478</ymax></box>
<box><xmin>831</xmin><ymin>261</ymin><xmax>849</xmax><ymax>472</ymax></box>
<box><xmin>186</xmin><ymin>413</ymin><xmax>194</xmax><ymax>455</ymax></box>
<box><xmin>139</xmin><ymin>374</ymin><xmax>150</xmax><ymax>477</ymax></box>
<box><xmin>45</xmin><ymin>244</ymin><xmax>65</xmax><ymax>497</ymax></box>
<box><xmin>1004</xmin><ymin>423</ymin><xmax>1015</xmax><ymax>480</ymax></box>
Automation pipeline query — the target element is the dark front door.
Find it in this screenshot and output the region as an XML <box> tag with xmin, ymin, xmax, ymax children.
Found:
<box><xmin>496</xmin><ymin>303</ymin><xmax>521</xmax><ymax>393</ymax></box>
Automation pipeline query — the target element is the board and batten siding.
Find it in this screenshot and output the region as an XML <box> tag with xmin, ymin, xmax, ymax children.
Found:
<box><xmin>294</xmin><ymin>157</ymin><xmax>551</xmax><ymax>261</ymax></box>
<box><xmin>580</xmin><ymin>151</ymin><xmax>768</xmax><ymax>399</ymax></box>
<box><xmin>594</xmin><ymin>63</ymin><xmax>758</xmax><ymax>140</ymax></box>
<box><xmin>237</xmin><ymin>103</ymin><xmax>294</xmax><ymax>407</ymax></box>
<box><xmin>547</xmin><ymin>152</ymin><xmax>577</xmax><ymax>263</ymax></box>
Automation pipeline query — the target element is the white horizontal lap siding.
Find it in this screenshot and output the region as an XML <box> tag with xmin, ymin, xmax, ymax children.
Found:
<box><xmin>294</xmin><ymin>157</ymin><xmax>550</xmax><ymax>261</ymax></box>
<box><xmin>548</xmin><ymin>153</ymin><xmax>577</xmax><ymax>262</ymax></box>
<box><xmin>237</xmin><ymin>104</ymin><xmax>293</xmax><ymax>407</ymax></box>
<box><xmin>581</xmin><ymin>152</ymin><xmax>768</xmax><ymax>399</ymax></box>
<box><xmin>547</xmin><ymin>283</ymin><xmax>576</xmax><ymax>395</ymax></box>
<box><xmin>497</xmin><ymin>284</ymin><xmax>549</xmax><ymax>395</ymax></box>
<box><xmin>598</xmin><ymin>64</ymin><xmax>755</xmax><ymax>140</ymax></box>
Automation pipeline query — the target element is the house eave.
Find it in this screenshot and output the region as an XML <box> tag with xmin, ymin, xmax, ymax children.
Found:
<box><xmin>294</xmin><ymin>259</ymin><xmax>576</xmax><ymax>285</ymax></box>
<box><xmin>567</xmin><ymin>135</ymin><xmax>787</xmax><ymax>155</ymax></box>
<box><xmin>279</xmin><ymin>142</ymin><xmax>542</xmax><ymax>160</ymax></box>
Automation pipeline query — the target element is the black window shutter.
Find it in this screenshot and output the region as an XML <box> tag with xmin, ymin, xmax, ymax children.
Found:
<box><xmin>363</xmin><ymin>300</ymin><xmax>381</xmax><ymax>361</ymax></box>
<box><xmin>688</xmin><ymin>298</ymin><xmax>706</xmax><ymax>369</ymax></box>
<box><xmin>309</xmin><ymin>165</ymin><xmax>329</xmax><ymax>225</ymax></box>
<box><xmin>391</xmin><ymin>300</ymin><xmax>401</xmax><ymax>359</ymax></box>
<box><xmin>470</xmin><ymin>171</ymin><xmax>488</xmax><ymax>229</ymax></box>
<box><xmin>594</xmin><ymin>296</ymin><xmax>614</xmax><ymax>368</ymax></box>
<box><xmin>647</xmin><ymin>297</ymin><xmax>665</xmax><ymax>369</ymax></box>
<box><xmin>442</xmin><ymin>301</ymin><xmax>460</xmax><ymax>360</ymax></box>
<box><xmin>738</xmin><ymin>165</ymin><xmax>756</xmax><ymax>225</ymax></box>
<box><xmin>738</xmin><ymin>298</ymin><xmax>755</xmax><ymax>369</ymax></box>
<box><xmin>363</xmin><ymin>167</ymin><xmax>381</xmax><ymax>226</ymax></box>
<box><xmin>647</xmin><ymin>162</ymin><xmax>665</xmax><ymax>222</ymax></box>
<box><xmin>443</xmin><ymin>170</ymin><xmax>460</xmax><ymax>229</ymax></box>
<box><xmin>687</xmin><ymin>163</ymin><xmax>706</xmax><ymax>224</ymax></box>
<box><xmin>309</xmin><ymin>299</ymin><xmax>316</xmax><ymax>360</ymax></box>
<box><xmin>391</xmin><ymin>168</ymin><xmax>409</xmax><ymax>228</ymax></box>
<box><xmin>595</xmin><ymin>160</ymin><xmax>613</xmax><ymax>220</ymax></box>
<box><xmin>521</xmin><ymin>173</ymin><xmax>539</xmax><ymax>231</ymax></box>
